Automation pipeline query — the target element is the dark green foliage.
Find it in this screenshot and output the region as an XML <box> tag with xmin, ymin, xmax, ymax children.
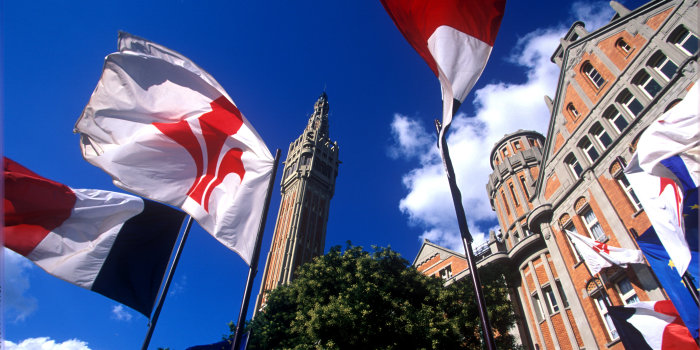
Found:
<box><xmin>246</xmin><ymin>244</ymin><xmax>519</xmax><ymax>350</ymax></box>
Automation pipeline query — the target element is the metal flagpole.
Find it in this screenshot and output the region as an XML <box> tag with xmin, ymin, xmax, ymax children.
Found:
<box><xmin>141</xmin><ymin>215</ymin><xmax>194</xmax><ymax>350</ymax></box>
<box><xmin>682</xmin><ymin>272</ymin><xmax>700</xmax><ymax>306</ymax></box>
<box><xmin>232</xmin><ymin>149</ymin><xmax>281</xmax><ymax>350</ymax></box>
<box><xmin>435</xmin><ymin>118</ymin><xmax>497</xmax><ymax>350</ymax></box>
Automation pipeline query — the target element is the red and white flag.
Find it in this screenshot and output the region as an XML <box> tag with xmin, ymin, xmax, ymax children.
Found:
<box><xmin>565</xmin><ymin>230</ymin><xmax>644</xmax><ymax>275</ymax></box>
<box><xmin>75</xmin><ymin>32</ymin><xmax>274</xmax><ymax>265</ymax></box>
<box><xmin>380</xmin><ymin>0</ymin><xmax>506</xmax><ymax>137</ymax></box>
<box><xmin>608</xmin><ymin>300</ymin><xmax>699</xmax><ymax>350</ymax></box>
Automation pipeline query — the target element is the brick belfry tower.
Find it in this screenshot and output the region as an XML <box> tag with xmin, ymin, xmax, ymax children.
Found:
<box><xmin>255</xmin><ymin>92</ymin><xmax>339</xmax><ymax>311</ymax></box>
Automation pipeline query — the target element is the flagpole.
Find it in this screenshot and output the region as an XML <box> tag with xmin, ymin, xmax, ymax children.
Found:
<box><xmin>435</xmin><ymin>119</ymin><xmax>497</xmax><ymax>350</ymax></box>
<box><xmin>141</xmin><ymin>215</ymin><xmax>194</xmax><ymax>350</ymax></box>
<box><xmin>232</xmin><ymin>149</ymin><xmax>281</xmax><ymax>350</ymax></box>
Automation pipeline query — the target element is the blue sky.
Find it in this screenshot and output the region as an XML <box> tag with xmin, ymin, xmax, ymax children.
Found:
<box><xmin>2</xmin><ymin>1</ymin><xmax>647</xmax><ymax>349</ymax></box>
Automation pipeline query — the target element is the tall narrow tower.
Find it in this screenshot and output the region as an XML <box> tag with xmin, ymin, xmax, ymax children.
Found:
<box><xmin>255</xmin><ymin>92</ymin><xmax>340</xmax><ymax>310</ymax></box>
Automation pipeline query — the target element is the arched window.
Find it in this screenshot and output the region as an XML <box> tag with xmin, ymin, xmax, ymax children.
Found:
<box><xmin>616</xmin><ymin>89</ymin><xmax>643</xmax><ymax>117</ymax></box>
<box><xmin>632</xmin><ymin>70</ymin><xmax>662</xmax><ymax>99</ymax></box>
<box><xmin>648</xmin><ymin>51</ymin><xmax>678</xmax><ymax>81</ymax></box>
<box><xmin>615</xmin><ymin>38</ymin><xmax>632</xmax><ymax>55</ymax></box>
<box><xmin>669</xmin><ymin>25</ymin><xmax>699</xmax><ymax>55</ymax></box>
<box><xmin>581</xmin><ymin>61</ymin><xmax>606</xmax><ymax>89</ymax></box>
<box><xmin>590</xmin><ymin>122</ymin><xmax>613</xmax><ymax>150</ymax></box>
<box><xmin>567</xmin><ymin>103</ymin><xmax>581</xmax><ymax>119</ymax></box>
<box><xmin>578</xmin><ymin>136</ymin><xmax>600</xmax><ymax>163</ymax></box>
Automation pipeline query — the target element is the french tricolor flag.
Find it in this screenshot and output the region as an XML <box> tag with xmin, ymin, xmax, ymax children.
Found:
<box><xmin>608</xmin><ymin>300</ymin><xmax>698</xmax><ymax>350</ymax></box>
<box><xmin>4</xmin><ymin>157</ymin><xmax>185</xmax><ymax>315</ymax></box>
<box><xmin>380</xmin><ymin>0</ymin><xmax>506</xmax><ymax>134</ymax></box>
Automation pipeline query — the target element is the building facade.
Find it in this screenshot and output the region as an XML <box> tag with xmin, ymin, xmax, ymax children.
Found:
<box><xmin>255</xmin><ymin>93</ymin><xmax>340</xmax><ymax>311</ymax></box>
<box><xmin>413</xmin><ymin>1</ymin><xmax>698</xmax><ymax>349</ymax></box>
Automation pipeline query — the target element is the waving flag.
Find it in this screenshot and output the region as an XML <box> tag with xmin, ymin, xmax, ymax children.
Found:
<box><xmin>75</xmin><ymin>32</ymin><xmax>274</xmax><ymax>264</ymax></box>
<box><xmin>380</xmin><ymin>0</ymin><xmax>506</xmax><ymax>136</ymax></box>
<box><xmin>624</xmin><ymin>83</ymin><xmax>699</xmax><ymax>276</ymax></box>
<box><xmin>565</xmin><ymin>230</ymin><xmax>644</xmax><ymax>275</ymax></box>
<box><xmin>637</xmin><ymin>228</ymin><xmax>699</xmax><ymax>338</ymax></box>
<box><xmin>608</xmin><ymin>300</ymin><xmax>698</xmax><ymax>350</ymax></box>
<box><xmin>4</xmin><ymin>157</ymin><xmax>185</xmax><ymax>315</ymax></box>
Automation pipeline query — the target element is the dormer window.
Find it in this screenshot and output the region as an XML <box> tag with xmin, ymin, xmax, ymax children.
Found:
<box><xmin>582</xmin><ymin>61</ymin><xmax>605</xmax><ymax>89</ymax></box>
<box><xmin>615</xmin><ymin>38</ymin><xmax>632</xmax><ymax>55</ymax></box>
<box><xmin>567</xmin><ymin>103</ymin><xmax>580</xmax><ymax>119</ymax></box>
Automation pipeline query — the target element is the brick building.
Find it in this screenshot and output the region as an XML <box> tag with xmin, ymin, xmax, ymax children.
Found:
<box><xmin>255</xmin><ymin>93</ymin><xmax>340</xmax><ymax>312</ymax></box>
<box><xmin>413</xmin><ymin>0</ymin><xmax>698</xmax><ymax>348</ymax></box>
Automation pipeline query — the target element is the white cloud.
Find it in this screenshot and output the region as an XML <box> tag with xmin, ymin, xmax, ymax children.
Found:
<box><xmin>4</xmin><ymin>337</ymin><xmax>91</xmax><ymax>350</ymax></box>
<box><xmin>111</xmin><ymin>304</ymin><xmax>133</xmax><ymax>322</ymax></box>
<box><xmin>3</xmin><ymin>249</ymin><xmax>38</xmax><ymax>322</ymax></box>
<box><xmin>391</xmin><ymin>2</ymin><xmax>614</xmax><ymax>251</ymax></box>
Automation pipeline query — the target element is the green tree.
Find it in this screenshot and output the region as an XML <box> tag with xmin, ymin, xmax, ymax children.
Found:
<box><xmin>246</xmin><ymin>244</ymin><xmax>520</xmax><ymax>350</ymax></box>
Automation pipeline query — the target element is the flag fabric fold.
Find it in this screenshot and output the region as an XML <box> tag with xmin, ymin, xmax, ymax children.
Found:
<box><xmin>379</xmin><ymin>0</ymin><xmax>506</xmax><ymax>137</ymax></box>
<box><xmin>75</xmin><ymin>32</ymin><xmax>274</xmax><ymax>265</ymax></box>
<box><xmin>608</xmin><ymin>300</ymin><xmax>699</xmax><ymax>350</ymax></box>
<box><xmin>624</xmin><ymin>82</ymin><xmax>699</xmax><ymax>276</ymax></box>
<box><xmin>4</xmin><ymin>157</ymin><xmax>185</xmax><ymax>316</ymax></box>
<box><xmin>637</xmin><ymin>228</ymin><xmax>699</xmax><ymax>339</ymax></box>
<box><xmin>564</xmin><ymin>230</ymin><xmax>644</xmax><ymax>276</ymax></box>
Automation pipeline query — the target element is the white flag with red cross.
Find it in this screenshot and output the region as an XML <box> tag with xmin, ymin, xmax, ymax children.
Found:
<box><xmin>565</xmin><ymin>230</ymin><xmax>644</xmax><ymax>276</ymax></box>
<box><xmin>75</xmin><ymin>32</ymin><xmax>274</xmax><ymax>265</ymax></box>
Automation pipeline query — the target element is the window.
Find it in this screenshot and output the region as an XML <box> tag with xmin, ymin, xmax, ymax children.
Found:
<box><xmin>566</xmin><ymin>153</ymin><xmax>583</xmax><ymax>179</ymax></box>
<box><xmin>648</xmin><ymin>51</ymin><xmax>678</xmax><ymax>81</ymax></box>
<box><xmin>438</xmin><ymin>265</ymin><xmax>453</xmax><ymax>280</ymax></box>
<box><xmin>593</xmin><ymin>294</ymin><xmax>619</xmax><ymax>340</ymax></box>
<box><xmin>542</xmin><ymin>285</ymin><xmax>560</xmax><ymax>314</ymax></box>
<box><xmin>531</xmin><ymin>293</ymin><xmax>545</xmax><ymax>322</ymax></box>
<box><xmin>617</xmin><ymin>174</ymin><xmax>642</xmax><ymax>211</ymax></box>
<box><xmin>581</xmin><ymin>207</ymin><xmax>606</xmax><ymax>241</ymax></box>
<box><xmin>616</xmin><ymin>38</ymin><xmax>632</xmax><ymax>55</ymax></box>
<box><xmin>617</xmin><ymin>89</ymin><xmax>644</xmax><ymax>118</ymax></box>
<box><xmin>603</xmin><ymin>106</ymin><xmax>629</xmax><ymax>134</ymax></box>
<box><xmin>528</xmin><ymin>138</ymin><xmax>539</xmax><ymax>147</ymax></box>
<box><xmin>510</xmin><ymin>183</ymin><xmax>519</xmax><ymax>206</ymax></box>
<box><xmin>634</xmin><ymin>70</ymin><xmax>662</xmax><ymax>99</ymax></box>
<box><xmin>301</xmin><ymin>154</ymin><xmax>311</xmax><ymax>165</ymax></box>
<box><xmin>513</xmin><ymin>141</ymin><xmax>522</xmax><ymax>150</ymax></box>
<box><xmin>502</xmin><ymin>146</ymin><xmax>510</xmax><ymax>157</ymax></box>
<box><xmin>616</xmin><ymin>277</ymin><xmax>640</xmax><ymax>305</ymax></box>
<box><xmin>582</xmin><ymin>61</ymin><xmax>606</xmax><ymax>89</ymax></box>
<box><xmin>578</xmin><ymin>137</ymin><xmax>600</xmax><ymax>163</ymax></box>
<box><xmin>669</xmin><ymin>26</ymin><xmax>699</xmax><ymax>55</ymax></box>
<box><xmin>567</xmin><ymin>103</ymin><xmax>581</xmax><ymax>119</ymax></box>
<box><xmin>590</xmin><ymin>122</ymin><xmax>613</xmax><ymax>150</ymax></box>
<box><xmin>520</xmin><ymin>175</ymin><xmax>530</xmax><ymax>198</ymax></box>
<box><xmin>501</xmin><ymin>192</ymin><xmax>511</xmax><ymax>215</ymax></box>
<box><xmin>563</xmin><ymin>223</ymin><xmax>583</xmax><ymax>263</ymax></box>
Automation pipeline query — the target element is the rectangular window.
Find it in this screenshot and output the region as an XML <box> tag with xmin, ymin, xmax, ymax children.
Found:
<box><xmin>581</xmin><ymin>207</ymin><xmax>606</xmax><ymax>241</ymax></box>
<box><xmin>528</xmin><ymin>138</ymin><xmax>539</xmax><ymax>147</ymax></box>
<box><xmin>618</xmin><ymin>175</ymin><xmax>643</xmax><ymax>211</ymax></box>
<box><xmin>591</xmin><ymin>124</ymin><xmax>613</xmax><ymax>150</ymax></box>
<box><xmin>616</xmin><ymin>277</ymin><xmax>640</xmax><ymax>305</ymax></box>
<box><xmin>594</xmin><ymin>295</ymin><xmax>619</xmax><ymax>340</ymax></box>
<box><xmin>579</xmin><ymin>138</ymin><xmax>600</xmax><ymax>163</ymax></box>
<box><xmin>653</xmin><ymin>55</ymin><xmax>678</xmax><ymax>81</ymax></box>
<box><xmin>531</xmin><ymin>293</ymin><xmax>545</xmax><ymax>322</ymax></box>
<box><xmin>502</xmin><ymin>146</ymin><xmax>510</xmax><ymax>157</ymax></box>
<box><xmin>509</xmin><ymin>183</ymin><xmax>519</xmax><ymax>206</ymax></box>
<box><xmin>438</xmin><ymin>265</ymin><xmax>453</xmax><ymax>280</ymax></box>
<box><xmin>542</xmin><ymin>285</ymin><xmax>560</xmax><ymax>314</ymax></box>
<box><xmin>520</xmin><ymin>176</ymin><xmax>530</xmax><ymax>198</ymax></box>
<box><xmin>566</xmin><ymin>154</ymin><xmax>583</xmax><ymax>179</ymax></box>
<box><xmin>555</xmin><ymin>281</ymin><xmax>569</xmax><ymax>308</ymax></box>
<box><xmin>514</xmin><ymin>141</ymin><xmax>522</xmax><ymax>150</ymax></box>
<box><xmin>636</xmin><ymin>72</ymin><xmax>662</xmax><ymax>99</ymax></box>
<box><xmin>619</xmin><ymin>92</ymin><xmax>644</xmax><ymax>117</ymax></box>
<box><xmin>564</xmin><ymin>224</ymin><xmax>583</xmax><ymax>263</ymax></box>
<box><xmin>605</xmin><ymin>107</ymin><xmax>629</xmax><ymax>133</ymax></box>
<box><xmin>501</xmin><ymin>192</ymin><xmax>511</xmax><ymax>215</ymax></box>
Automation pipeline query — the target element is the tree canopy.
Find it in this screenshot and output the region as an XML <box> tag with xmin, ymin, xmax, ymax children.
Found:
<box><xmin>245</xmin><ymin>244</ymin><xmax>520</xmax><ymax>350</ymax></box>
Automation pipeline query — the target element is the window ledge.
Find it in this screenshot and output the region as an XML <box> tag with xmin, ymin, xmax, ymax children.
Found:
<box><xmin>606</xmin><ymin>338</ymin><xmax>621</xmax><ymax>348</ymax></box>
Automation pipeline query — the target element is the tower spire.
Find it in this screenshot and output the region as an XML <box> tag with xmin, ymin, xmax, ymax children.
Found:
<box><xmin>307</xmin><ymin>92</ymin><xmax>329</xmax><ymax>138</ymax></box>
